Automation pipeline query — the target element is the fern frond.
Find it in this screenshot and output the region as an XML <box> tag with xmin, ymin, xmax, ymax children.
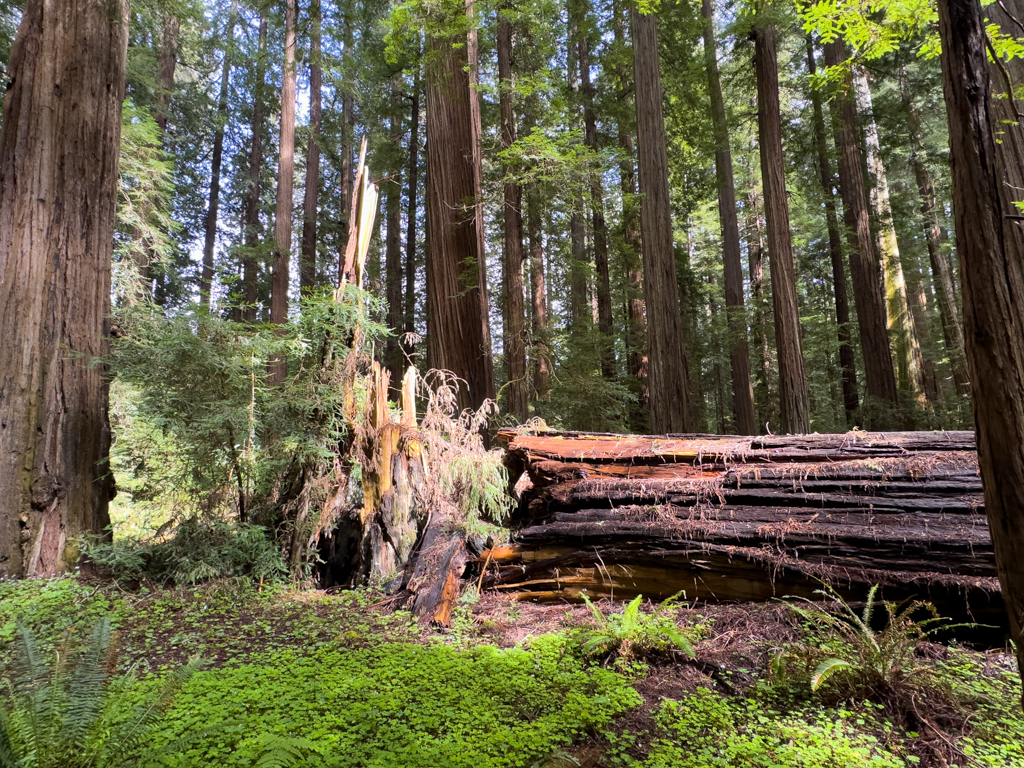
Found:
<box><xmin>64</xmin><ymin>618</ymin><xmax>112</xmax><ymax>755</ymax></box>
<box><xmin>253</xmin><ymin>733</ymin><xmax>319</xmax><ymax>768</ymax></box>
<box><xmin>811</xmin><ymin>658</ymin><xmax>852</xmax><ymax>691</ymax></box>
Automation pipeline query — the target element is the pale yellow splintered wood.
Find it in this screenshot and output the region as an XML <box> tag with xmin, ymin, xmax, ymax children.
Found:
<box><xmin>401</xmin><ymin>366</ymin><xmax>417</xmax><ymax>426</ymax></box>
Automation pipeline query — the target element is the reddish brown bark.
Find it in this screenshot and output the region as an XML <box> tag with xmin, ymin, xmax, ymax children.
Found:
<box><xmin>825</xmin><ymin>40</ymin><xmax>899</xmax><ymax>420</ymax></box>
<box><xmin>754</xmin><ymin>22</ymin><xmax>809</xmax><ymax>434</ymax></box>
<box><xmin>300</xmin><ymin>0</ymin><xmax>322</xmax><ymax>295</ymax></box>
<box><xmin>0</xmin><ymin>0</ymin><xmax>128</xmax><ymax>577</ymax></box>
<box><xmin>631</xmin><ymin>5</ymin><xmax>693</xmax><ymax>433</ymax></box>
<box><xmin>241</xmin><ymin>14</ymin><xmax>267</xmax><ymax>322</ymax></box>
<box><xmin>938</xmin><ymin>0</ymin><xmax>1024</xmax><ymax>696</ymax></box>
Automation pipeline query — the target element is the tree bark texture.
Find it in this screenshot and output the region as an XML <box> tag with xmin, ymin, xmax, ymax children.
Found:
<box><xmin>300</xmin><ymin>0</ymin><xmax>322</xmax><ymax>295</ymax></box>
<box><xmin>385</xmin><ymin>84</ymin><xmax>404</xmax><ymax>385</ymax></box>
<box><xmin>824</xmin><ymin>40</ymin><xmax>899</xmax><ymax>420</ymax></box>
<box><xmin>488</xmin><ymin>429</ymin><xmax>1000</xmax><ymax>628</ymax></box>
<box><xmin>424</xmin><ymin>8</ymin><xmax>495</xmax><ymax>413</ymax></box>
<box><xmin>405</xmin><ymin>64</ymin><xmax>420</xmax><ymax>342</ymax></box>
<box><xmin>630</xmin><ymin>5</ymin><xmax>693</xmax><ymax>433</ymax></box>
<box><xmin>938</xmin><ymin>0</ymin><xmax>1024</xmax><ymax>696</ymax></box>
<box><xmin>0</xmin><ymin>0</ymin><xmax>128</xmax><ymax>578</ymax></box>
<box><xmin>527</xmin><ymin>184</ymin><xmax>550</xmax><ymax>402</ymax></box>
<box><xmin>201</xmin><ymin>9</ymin><xmax>234</xmax><ymax>311</ymax></box>
<box><xmin>754</xmin><ymin>23</ymin><xmax>810</xmax><ymax>434</ymax></box>
<box><xmin>703</xmin><ymin>0</ymin><xmax>756</xmax><ymax>435</ymax></box>
<box><xmin>271</xmin><ymin>0</ymin><xmax>296</xmax><ymax>332</ymax></box>
<box><xmin>498</xmin><ymin>8</ymin><xmax>528</xmax><ymax>422</ymax></box>
<box><xmin>578</xmin><ymin>1</ymin><xmax>614</xmax><ymax>379</ymax></box>
<box><xmin>241</xmin><ymin>14</ymin><xmax>267</xmax><ymax>323</ymax></box>
<box><xmin>154</xmin><ymin>15</ymin><xmax>178</xmax><ymax>136</ymax></box>
<box><xmin>745</xmin><ymin>196</ymin><xmax>773</xmax><ymax>432</ymax></box>
<box><xmin>807</xmin><ymin>37</ymin><xmax>858</xmax><ymax>422</ymax></box>
<box><xmin>853</xmin><ymin>67</ymin><xmax>926</xmax><ymax>402</ymax></box>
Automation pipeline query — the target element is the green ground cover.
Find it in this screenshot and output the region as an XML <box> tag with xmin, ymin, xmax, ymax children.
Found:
<box><xmin>1</xmin><ymin>577</ymin><xmax>1021</xmax><ymax>768</ymax></box>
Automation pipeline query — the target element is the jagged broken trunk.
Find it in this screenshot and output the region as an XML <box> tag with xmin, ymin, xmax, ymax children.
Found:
<box><xmin>483</xmin><ymin>429</ymin><xmax>1002</xmax><ymax>629</ymax></box>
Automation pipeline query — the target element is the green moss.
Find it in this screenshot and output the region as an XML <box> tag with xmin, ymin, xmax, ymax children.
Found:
<box><xmin>144</xmin><ymin>637</ymin><xmax>641</xmax><ymax>768</ymax></box>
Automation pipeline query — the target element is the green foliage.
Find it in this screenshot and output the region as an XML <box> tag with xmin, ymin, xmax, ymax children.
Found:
<box><xmin>0</xmin><ymin>619</ymin><xmax>200</xmax><ymax>768</ymax></box>
<box><xmin>0</xmin><ymin>580</ymin><xmax>123</xmax><ymax>663</ymax></box>
<box><xmin>143</xmin><ymin>639</ymin><xmax>640</xmax><ymax>768</ymax></box>
<box><xmin>625</xmin><ymin>688</ymin><xmax>904</xmax><ymax>768</ymax></box>
<box><xmin>577</xmin><ymin>594</ymin><xmax>695</xmax><ymax>663</ymax></box>
<box><xmin>773</xmin><ymin>585</ymin><xmax>965</xmax><ymax>701</ymax></box>
<box><xmin>84</xmin><ymin>517</ymin><xmax>287</xmax><ymax>587</ymax></box>
<box><xmin>110</xmin><ymin>288</ymin><xmax>384</xmax><ymax>531</ymax></box>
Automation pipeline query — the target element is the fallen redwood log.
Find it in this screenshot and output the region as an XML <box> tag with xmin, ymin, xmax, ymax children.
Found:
<box><xmin>483</xmin><ymin>429</ymin><xmax>1003</xmax><ymax>628</ymax></box>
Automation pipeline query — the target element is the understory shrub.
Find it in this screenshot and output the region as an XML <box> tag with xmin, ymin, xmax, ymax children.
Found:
<box><xmin>578</xmin><ymin>593</ymin><xmax>695</xmax><ymax>663</ymax></box>
<box><xmin>84</xmin><ymin>517</ymin><xmax>287</xmax><ymax>587</ymax></box>
<box><xmin>143</xmin><ymin>636</ymin><xmax>640</xmax><ymax>768</ymax></box>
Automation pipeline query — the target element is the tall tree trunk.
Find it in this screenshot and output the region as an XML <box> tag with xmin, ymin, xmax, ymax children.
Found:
<box><xmin>300</xmin><ymin>0</ymin><xmax>322</xmax><ymax>295</ymax></box>
<box><xmin>904</xmin><ymin>81</ymin><xmax>968</xmax><ymax>397</ymax></box>
<box><xmin>613</xmin><ymin>0</ymin><xmax>646</xmax><ymax>413</ymax></box>
<box><xmin>702</xmin><ymin>0</ymin><xmax>756</xmax><ymax>434</ymax></box>
<box><xmin>937</xmin><ymin>0</ymin><xmax>1024</xmax><ymax>697</ymax></box>
<box><xmin>385</xmin><ymin>84</ymin><xmax>404</xmax><ymax>385</ymax></box>
<box><xmin>0</xmin><ymin>0</ymin><xmax>128</xmax><ymax>577</ymax></box>
<box><xmin>824</xmin><ymin>40</ymin><xmax>899</xmax><ymax>421</ymax></box>
<box><xmin>807</xmin><ymin>37</ymin><xmax>858</xmax><ymax>423</ymax></box>
<box><xmin>271</xmin><ymin>0</ymin><xmax>297</xmax><ymax>332</ymax></box>
<box><xmin>424</xmin><ymin>2</ymin><xmax>495</xmax><ymax>412</ymax></box>
<box><xmin>567</xmin><ymin>13</ymin><xmax>589</xmax><ymax>336</ymax></box>
<box><xmin>498</xmin><ymin>7</ymin><xmax>528</xmax><ymax>421</ymax></box>
<box><xmin>746</xmin><ymin>196</ymin><xmax>772</xmax><ymax>432</ymax></box>
<box><xmin>154</xmin><ymin>15</ymin><xmax>179</xmax><ymax>135</ymax></box>
<box><xmin>853</xmin><ymin>67</ymin><xmax>927</xmax><ymax>402</ymax></box>
<box><xmin>201</xmin><ymin>8</ymin><xmax>235</xmax><ymax>312</ymax></box>
<box><xmin>754</xmin><ymin>21</ymin><xmax>810</xmax><ymax>434</ymax></box>
<box><xmin>578</xmin><ymin>0</ymin><xmax>614</xmax><ymax>378</ymax></box>
<box><xmin>241</xmin><ymin>14</ymin><xmax>267</xmax><ymax>323</ymax></box>
<box><xmin>527</xmin><ymin>184</ymin><xmax>550</xmax><ymax>402</ymax></box>
<box><xmin>405</xmin><ymin>62</ymin><xmax>420</xmax><ymax>343</ymax></box>
<box><xmin>631</xmin><ymin>4</ymin><xmax>693</xmax><ymax>433</ymax></box>
<box><xmin>338</xmin><ymin>0</ymin><xmax>355</xmax><ymax>272</ymax></box>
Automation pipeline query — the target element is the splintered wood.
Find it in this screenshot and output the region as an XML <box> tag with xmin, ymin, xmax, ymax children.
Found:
<box><xmin>483</xmin><ymin>428</ymin><xmax>1001</xmax><ymax>624</ymax></box>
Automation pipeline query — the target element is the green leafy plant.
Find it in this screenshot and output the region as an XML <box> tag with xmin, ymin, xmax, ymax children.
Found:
<box><xmin>84</xmin><ymin>517</ymin><xmax>287</xmax><ymax>587</ymax></box>
<box><xmin>577</xmin><ymin>593</ymin><xmax>694</xmax><ymax>663</ymax></box>
<box><xmin>778</xmin><ymin>585</ymin><xmax>965</xmax><ymax>695</ymax></box>
<box><xmin>0</xmin><ymin>618</ymin><xmax>200</xmax><ymax>768</ymax></box>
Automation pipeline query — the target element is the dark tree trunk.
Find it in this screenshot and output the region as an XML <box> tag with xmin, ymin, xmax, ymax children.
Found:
<box><xmin>938</xmin><ymin>0</ymin><xmax>1024</xmax><ymax>695</ymax></box>
<box><xmin>386</xmin><ymin>84</ymin><xmax>404</xmax><ymax>385</ymax></box>
<box><xmin>754</xmin><ymin>22</ymin><xmax>810</xmax><ymax>434</ymax></box>
<box><xmin>807</xmin><ymin>37</ymin><xmax>858</xmax><ymax>423</ymax></box>
<box><xmin>201</xmin><ymin>9</ymin><xmax>235</xmax><ymax>311</ymax></box>
<box><xmin>746</xmin><ymin>195</ymin><xmax>772</xmax><ymax>432</ymax></box>
<box><xmin>271</xmin><ymin>0</ymin><xmax>297</xmax><ymax>332</ymax></box>
<box><xmin>630</xmin><ymin>4</ymin><xmax>693</xmax><ymax>433</ymax></box>
<box><xmin>154</xmin><ymin>15</ymin><xmax>179</xmax><ymax>136</ymax></box>
<box><xmin>241</xmin><ymin>14</ymin><xmax>267</xmax><ymax>323</ymax></box>
<box><xmin>825</xmin><ymin>40</ymin><xmax>899</xmax><ymax>421</ymax></box>
<box><xmin>527</xmin><ymin>180</ymin><xmax>550</xmax><ymax>402</ymax></box>
<box><xmin>300</xmin><ymin>0</ymin><xmax>322</xmax><ymax>295</ymax></box>
<box><xmin>405</xmin><ymin>63</ymin><xmax>420</xmax><ymax>344</ymax></box>
<box><xmin>498</xmin><ymin>8</ymin><xmax>528</xmax><ymax>422</ymax></box>
<box><xmin>0</xmin><ymin>0</ymin><xmax>128</xmax><ymax>577</ymax></box>
<box><xmin>702</xmin><ymin>0</ymin><xmax>756</xmax><ymax>435</ymax></box>
<box><xmin>578</xmin><ymin>1</ymin><xmax>614</xmax><ymax>378</ymax></box>
<box><xmin>425</xmin><ymin>3</ymin><xmax>496</xmax><ymax>412</ymax></box>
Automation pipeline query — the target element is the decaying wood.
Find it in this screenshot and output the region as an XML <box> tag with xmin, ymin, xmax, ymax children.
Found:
<box><xmin>484</xmin><ymin>429</ymin><xmax>1001</xmax><ymax>625</ymax></box>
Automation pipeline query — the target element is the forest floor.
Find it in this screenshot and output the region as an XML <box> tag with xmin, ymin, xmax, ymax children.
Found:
<box><xmin>0</xmin><ymin>575</ymin><xmax>1021</xmax><ymax>768</ymax></box>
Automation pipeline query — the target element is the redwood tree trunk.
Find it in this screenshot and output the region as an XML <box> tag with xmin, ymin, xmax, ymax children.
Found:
<box><xmin>386</xmin><ymin>84</ymin><xmax>404</xmax><ymax>384</ymax></box>
<box><xmin>807</xmin><ymin>37</ymin><xmax>858</xmax><ymax>423</ymax></box>
<box><xmin>300</xmin><ymin>0</ymin><xmax>322</xmax><ymax>295</ymax></box>
<box><xmin>270</xmin><ymin>0</ymin><xmax>297</xmax><ymax>383</ymax></box>
<box><xmin>201</xmin><ymin>9</ymin><xmax>234</xmax><ymax>311</ymax></box>
<box><xmin>578</xmin><ymin>2</ymin><xmax>614</xmax><ymax>379</ymax></box>
<box><xmin>938</xmin><ymin>0</ymin><xmax>1024</xmax><ymax>697</ymax></box>
<box><xmin>825</xmin><ymin>39</ymin><xmax>899</xmax><ymax>421</ymax></box>
<box><xmin>703</xmin><ymin>0</ymin><xmax>756</xmax><ymax>435</ymax></box>
<box><xmin>754</xmin><ymin>22</ymin><xmax>810</xmax><ymax>434</ymax></box>
<box><xmin>405</xmin><ymin>64</ymin><xmax>420</xmax><ymax>343</ymax></box>
<box><xmin>0</xmin><ymin>0</ymin><xmax>128</xmax><ymax>577</ymax></box>
<box><xmin>425</xmin><ymin>4</ymin><xmax>496</xmax><ymax>412</ymax></box>
<box><xmin>498</xmin><ymin>7</ymin><xmax>528</xmax><ymax>421</ymax></box>
<box><xmin>241</xmin><ymin>13</ymin><xmax>267</xmax><ymax>323</ymax></box>
<box><xmin>631</xmin><ymin>4</ymin><xmax>693</xmax><ymax>433</ymax></box>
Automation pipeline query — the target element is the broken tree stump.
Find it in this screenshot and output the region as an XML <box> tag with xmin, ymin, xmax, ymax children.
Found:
<box><xmin>480</xmin><ymin>428</ymin><xmax>1003</xmax><ymax>628</ymax></box>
